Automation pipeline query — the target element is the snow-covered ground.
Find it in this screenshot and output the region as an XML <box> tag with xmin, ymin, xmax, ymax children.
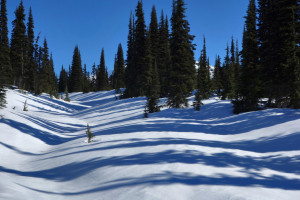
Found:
<box><xmin>0</xmin><ymin>89</ymin><xmax>300</xmax><ymax>200</ymax></box>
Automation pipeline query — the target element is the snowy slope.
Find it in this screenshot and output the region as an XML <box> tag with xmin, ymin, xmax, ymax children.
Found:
<box><xmin>0</xmin><ymin>89</ymin><xmax>300</xmax><ymax>200</ymax></box>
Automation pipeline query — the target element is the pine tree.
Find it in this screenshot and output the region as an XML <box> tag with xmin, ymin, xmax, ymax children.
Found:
<box><xmin>157</xmin><ymin>12</ymin><xmax>171</xmax><ymax>97</ymax></box>
<box><xmin>149</xmin><ymin>5</ymin><xmax>159</xmax><ymax>68</ymax></box>
<box><xmin>115</xmin><ymin>44</ymin><xmax>125</xmax><ymax>90</ymax></box>
<box><xmin>64</xmin><ymin>86</ymin><xmax>70</xmax><ymax>102</ymax></box>
<box><xmin>145</xmin><ymin>28</ymin><xmax>160</xmax><ymax>114</ymax></box>
<box><xmin>24</xmin><ymin>7</ymin><xmax>35</xmax><ymax>92</ymax></box>
<box><xmin>0</xmin><ymin>87</ymin><xmax>6</xmax><ymax>109</ymax></box>
<box><xmin>82</xmin><ymin>64</ymin><xmax>90</xmax><ymax>93</ymax></box>
<box><xmin>168</xmin><ymin>0</ymin><xmax>196</xmax><ymax>108</ymax></box>
<box><xmin>70</xmin><ymin>45</ymin><xmax>83</xmax><ymax>92</ymax></box>
<box><xmin>58</xmin><ymin>65</ymin><xmax>68</xmax><ymax>93</ymax></box>
<box><xmin>40</xmin><ymin>38</ymin><xmax>50</xmax><ymax>93</ymax></box>
<box><xmin>90</xmin><ymin>63</ymin><xmax>97</xmax><ymax>91</ymax></box>
<box><xmin>233</xmin><ymin>0</ymin><xmax>260</xmax><ymax>114</ymax></box>
<box><xmin>134</xmin><ymin>1</ymin><xmax>148</xmax><ymax>96</ymax></box>
<box><xmin>221</xmin><ymin>44</ymin><xmax>234</xmax><ymax>100</ymax></box>
<box><xmin>124</xmin><ymin>11</ymin><xmax>136</xmax><ymax>98</ymax></box>
<box><xmin>197</xmin><ymin>36</ymin><xmax>211</xmax><ymax>100</ymax></box>
<box><xmin>212</xmin><ymin>55</ymin><xmax>222</xmax><ymax>97</ymax></box>
<box><xmin>0</xmin><ymin>0</ymin><xmax>12</xmax><ymax>86</ymax></box>
<box><xmin>49</xmin><ymin>53</ymin><xmax>58</xmax><ymax>98</ymax></box>
<box><xmin>10</xmin><ymin>0</ymin><xmax>26</xmax><ymax>87</ymax></box>
<box><xmin>97</xmin><ymin>48</ymin><xmax>107</xmax><ymax>91</ymax></box>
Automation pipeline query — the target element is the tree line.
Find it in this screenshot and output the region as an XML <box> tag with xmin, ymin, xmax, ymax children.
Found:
<box><xmin>1</xmin><ymin>0</ymin><xmax>299</xmax><ymax>114</ymax></box>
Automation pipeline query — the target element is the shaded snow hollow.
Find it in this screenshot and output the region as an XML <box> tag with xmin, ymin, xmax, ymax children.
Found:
<box><xmin>0</xmin><ymin>89</ymin><xmax>300</xmax><ymax>200</ymax></box>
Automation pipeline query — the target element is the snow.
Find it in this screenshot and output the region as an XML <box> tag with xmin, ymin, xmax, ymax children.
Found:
<box><xmin>0</xmin><ymin>89</ymin><xmax>300</xmax><ymax>200</ymax></box>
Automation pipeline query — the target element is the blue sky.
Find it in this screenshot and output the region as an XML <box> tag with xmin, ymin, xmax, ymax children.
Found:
<box><xmin>7</xmin><ymin>0</ymin><xmax>249</xmax><ymax>75</ymax></box>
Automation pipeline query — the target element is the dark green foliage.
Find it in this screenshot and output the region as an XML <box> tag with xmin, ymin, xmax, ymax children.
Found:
<box><xmin>70</xmin><ymin>45</ymin><xmax>83</xmax><ymax>92</ymax></box>
<box><xmin>114</xmin><ymin>44</ymin><xmax>125</xmax><ymax>90</ymax></box>
<box><xmin>90</xmin><ymin>63</ymin><xmax>97</xmax><ymax>91</ymax></box>
<box><xmin>10</xmin><ymin>1</ymin><xmax>26</xmax><ymax>87</ymax></box>
<box><xmin>58</xmin><ymin>66</ymin><xmax>68</xmax><ymax>93</ymax></box>
<box><xmin>86</xmin><ymin>123</ymin><xmax>94</xmax><ymax>143</ymax></box>
<box><xmin>197</xmin><ymin>37</ymin><xmax>211</xmax><ymax>100</ymax></box>
<box><xmin>82</xmin><ymin>64</ymin><xmax>90</xmax><ymax>93</ymax></box>
<box><xmin>258</xmin><ymin>0</ymin><xmax>299</xmax><ymax>107</ymax></box>
<box><xmin>213</xmin><ymin>55</ymin><xmax>222</xmax><ymax>97</ymax></box>
<box><xmin>24</xmin><ymin>7</ymin><xmax>36</xmax><ymax>92</ymax></box>
<box><xmin>168</xmin><ymin>0</ymin><xmax>196</xmax><ymax>108</ymax></box>
<box><xmin>234</xmin><ymin>0</ymin><xmax>260</xmax><ymax>114</ymax></box>
<box><xmin>221</xmin><ymin>44</ymin><xmax>235</xmax><ymax>100</ymax></box>
<box><xmin>145</xmin><ymin>29</ymin><xmax>160</xmax><ymax>113</ymax></box>
<box><xmin>49</xmin><ymin>53</ymin><xmax>58</xmax><ymax>97</ymax></box>
<box><xmin>124</xmin><ymin>11</ymin><xmax>136</xmax><ymax>98</ymax></box>
<box><xmin>157</xmin><ymin>12</ymin><xmax>171</xmax><ymax>97</ymax></box>
<box><xmin>0</xmin><ymin>0</ymin><xmax>12</xmax><ymax>86</ymax></box>
<box><xmin>97</xmin><ymin>48</ymin><xmax>108</xmax><ymax>91</ymax></box>
<box><xmin>149</xmin><ymin>5</ymin><xmax>159</xmax><ymax>68</ymax></box>
<box><xmin>40</xmin><ymin>38</ymin><xmax>51</xmax><ymax>93</ymax></box>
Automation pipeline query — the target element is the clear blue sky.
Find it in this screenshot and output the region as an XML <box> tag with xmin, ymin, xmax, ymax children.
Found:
<box><xmin>7</xmin><ymin>0</ymin><xmax>249</xmax><ymax>75</ymax></box>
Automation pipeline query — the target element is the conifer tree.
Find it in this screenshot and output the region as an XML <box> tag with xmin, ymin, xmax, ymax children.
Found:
<box><xmin>49</xmin><ymin>53</ymin><xmax>58</xmax><ymax>97</ymax></box>
<box><xmin>86</xmin><ymin>124</ymin><xmax>94</xmax><ymax>143</ymax></box>
<box><xmin>58</xmin><ymin>65</ymin><xmax>68</xmax><ymax>93</ymax></box>
<box><xmin>82</xmin><ymin>64</ymin><xmax>90</xmax><ymax>93</ymax></box>
<box><xmin>24</xmin><ymin>7</ymin><xmax>35</xmax><ymax>92</ymax></box>
<box><xmin>213</xmin><ymin>55</ymin><xmax>222</xmax><ymax>97</ymax></box>
<box><xmin>157</xmin><ymin>12</ymin><xmax>171</xmax><ymax>97</ymax></box>
<box><xmin>115</xmin><ymin>44</ymin><xmax>125</xmax><ymax>90</ymax></box>
<box><xmin>70</xmin><ymin>45</ymin><xmax>83</xmax><ymax>92</ymax></box>
<box><xmin>97</xmin><ymin>48</ymin><xmax>107</xmax><ymax>91</ymax></box>
<box><xmin>234</xmin><ymin>0</ymin><xmax>260</xmax><ymax>113</ymax></box>
<box><xmin>0</xmin><ymin>86</ymin><xmax>6</xmax><ymax>109</ymax></box>
<box><xmin>40</xmin><ymin>38</ymin><xmax>50</xmax><ymax>93</ymax></box>
<box><xmin>124</xmin><ymin>11</ymin><xmax>136</xmax><ymax>98</ymax></box>
<box><xmin>64</xmin><ymin>86</ymin><xmax>70</xmax><ymax>102</ymax></box>
<box><xmin>134</xmin><ymin>1</ymin><xmax>148</xmax><ymax>96</ymax></box>
<box><xmin>0</xmin><ymin>0</ymin><xmax>12</xmax><ymax>86</ymax></box>
<box><xmin>149</xmin><ymin>5</ymin><xmax>159</xmax><ymax>67</ymax></box>
<box><xmin>90</xmin><ymin>63</ymin><xmax>97</xmax><ymax>91</ymax></box>
<box><xmin>168</xmin><ymin>0</ymin><xmax>196</xmax><ymax>108</ymax></box>
<box><xmin>221</xmin><ymin>44</ymin><xmax>234</xmax><ymax>99</ymax></box>
<box><xmin>10</xmin><ymin>0</ymin><xmax>26</xmax><ymax>87</ymax></box>
<box><xmin>197</xmin><ymin>36</ymin><xmax>211</xmax><ymax>100</ymax></box>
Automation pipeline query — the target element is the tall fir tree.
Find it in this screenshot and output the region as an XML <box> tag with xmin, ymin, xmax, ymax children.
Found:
<box><xmin>58</xmin><ymin>65</ymin><xmax>68</xmax><ymax>93</ymax></box>
<box><xmin>82</xmin><ymin>64</ymin><xmax>90</xmax><ymax>93</ymax></box>
<box><xmin>157</xmin><ymin>12</ymin><xmax>171</xmax><ymax>97</ymax></box>
<box><xmin>10</xmin><ymin>0</ymin><xmax>26</xmax><ymax>87</ymax></box>
<box><xmin>149</xmin><ymin>5</ymin><xmax>159</xmax><ymax>68</ymax></box>
<box><xmin>213</xmin><ymin>55</ymin><xmax>222</xmax><ymax>97</ymax></box>
<box><xmin>234</xmin><ymin>0</ymin><xmax>260</xmax><ymax>113</ymax></box>
<box><xmin>90</xmin><ymin>63</ymin><xmax>97</xmax><ymax>91</ymax></box>
<box><xmin>221</xmin><ymin>44</ymin><xmax>235</xmax><ymax>100</ymax></box>
<box><xmin>70</xmin><ymin>45</ymin><xmax>83</xmax><ymax>92</ymax></box>
<box><xmin>168</xmin><ymin>0</ymin><xmax>196</xmax><ymax>108</ymax></box>
<box><xmin>49</xmin><ymin>53</ymin><xmax>57</xmax><ymax>97</ymax></box>
<box><xmin>97</xmin><ymin>48</ymin><xmax>108</xmax><ymax>91</ymax></box>
<box><xmin>0</xmin><ymin>0</ymin><xmax>12</xmax><ymax>86</ymax></box>
<box><xmin>39</xmin><ymin>38</ymin><xmax>50</xmax><ymax>94</ymax></box>
<box><xmin>115</xmin><ymin>44</ymin><xmax>125</xmax><ymax>90</ymax></box>
<box><xmin>124</xmin><ymin>11</ymin><xmax>136</xmax><ymax>98</ymax></box>
<box><xmin>24</xmin><ymin>7</ymin><xmax>35</xmax><ymax>92</ymax></box>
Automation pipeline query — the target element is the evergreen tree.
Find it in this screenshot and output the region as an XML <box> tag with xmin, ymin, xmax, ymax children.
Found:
<box><xmin>97</xmin><ymin>48</ymin><xmax>107</xmax><ymax>91</ymax></box>
<box><xmin>149</xmin><ymin>5</ymin><xmax>159</xmax><ymax>67</ymax></box>
<box><xmin>234</xmin><ymin>0</ymin><xmax>260</xmax><ymax>113</ymax></box>
<box><xmin>212</xmin><ymin>55</ymin><xmax>222</xmax><ymax>97</ymax></box>
<box><xmin>221</xmin><ymin>44</ymin><xmax>234</xmax><ymax>99</ymax></box>
<box><xmin>10</xmin><ymin>0</ymin><xmax>26</xmax><ymax>87</ymax></box>
<box><xmin>70</xmin><ymin>45</ymin><xmax>83</xmax><ymax>92</ymax></box>
<box><xmin>82</xmin><ymin>64</ymin><xmax>90</xmax><ymax>93</ymax></box>
<box><xmin>86</xmin><ymin>124</ymin><xmax>94</xmax><ymax>143</ymax></box>
<box><xmin>168</xmin><ymin>0</ymin><xmax>196</xmax><ymax>108</ymax></box>
<box><xmin>124</xmin><ymin>11</ymin><xmax>136</xmax><ymax>98</ymax></box>
<box><xmin>49</xmin><ymin>53</ymin><xmax>58</xmax><ymax>97</ymax></box>
<box><xmin>40</xmin><ymin>38</ymin><xmax>50</xmax><ymax>93</ymax></box>
<box><xmin>134</xmin><ymin>1</ymin><xmax>148</xmax><ymax>96</ymax></box>
<box><xmin>157</xmin><ymin>12</ymin><xmax>171</xmax><ymax>97</ymax></box>
<box><xmin>64</xmin><ymin>85</ymin><xmax>70</xmax><ymax>102</ymax></box>
<box><xmin>24</xmin><ymin>7</ymin><xmax>35</xmax><ymax>92</ymax></box>
<box><xmin>90</xmin><ymin>63</ymin><xmax>97</xmax><ymax>91</ymax></box>
<box><xmin>0</xmin><ymin>0</ymin><xmax>12</xmax><ymax>86</ymax></box>
<box><xmin>58</xmin><ymin>66</ymin><xmax>68</xmax><ymax>93</ymax></box>
<box><xmin>115</xmin><ymin>44</ymin><xmax>125</xmax><ymax>90</ymax></box>
<box><xmin>0</xmin><ymin>87</ymin><xmax>6</xmax><ymax>109</ymax></box>
<box><xmin>197</xmin><ymin>36</ymin><xmax>211</xmax><ymax>100</ymax></box>
<box><xmin>258</xmin><ymin>0</ymin><xmax>299</xmax><ymax>107</ymax></box>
